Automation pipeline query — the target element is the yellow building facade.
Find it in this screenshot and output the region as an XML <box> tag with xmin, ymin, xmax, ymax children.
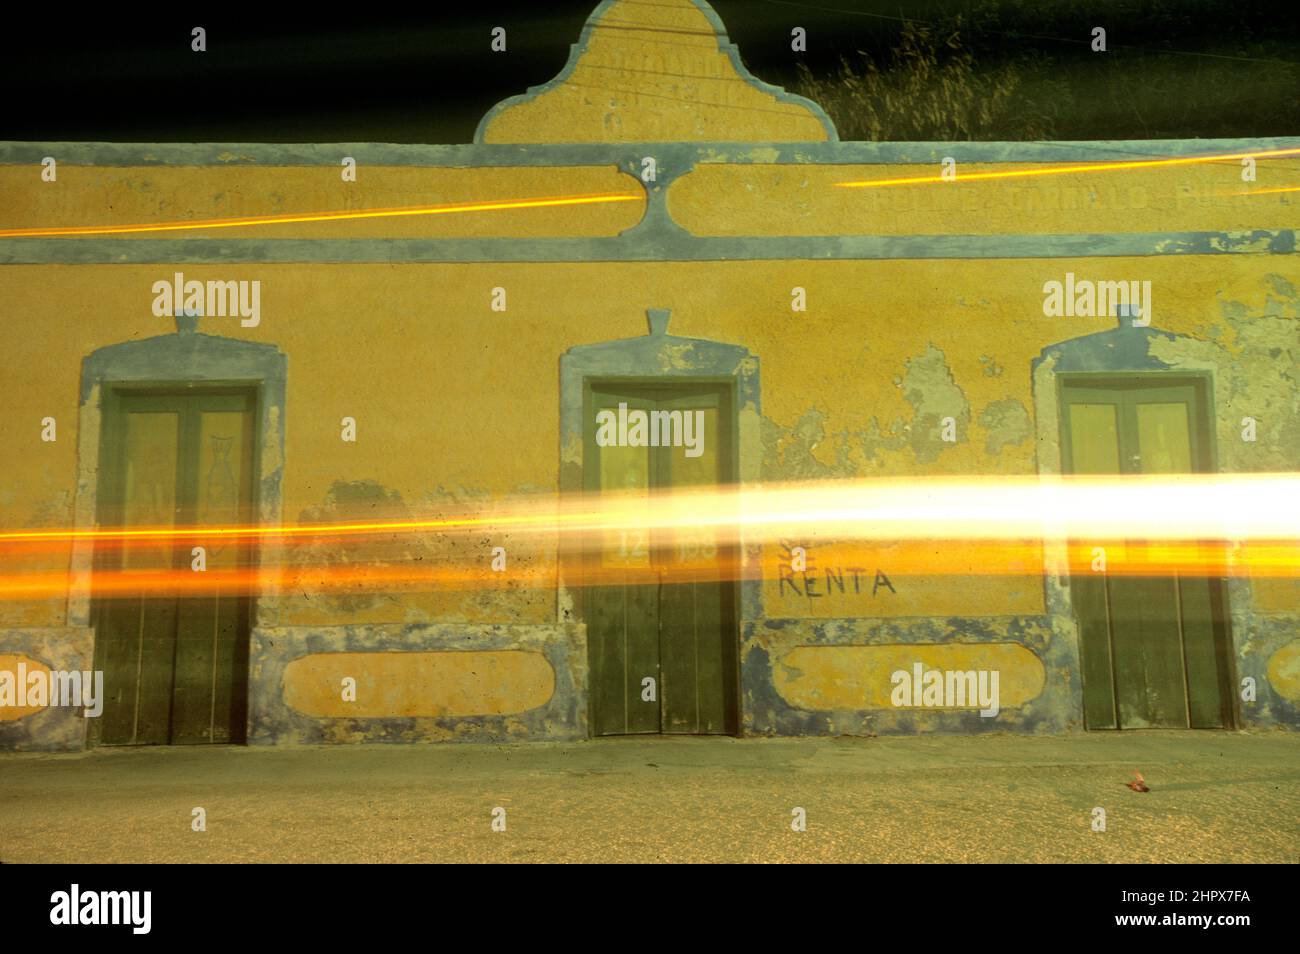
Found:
<box><xmin>1</xmin><ymin>0</ymin><xmax>1297</xmax><ymax>749</ymax></box>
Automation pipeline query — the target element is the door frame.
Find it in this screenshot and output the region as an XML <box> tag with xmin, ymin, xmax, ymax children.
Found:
<box><xmin>89</xmin><ymin>383</ymin><xmax>262</xmax><ymax>746</ymax></box>
<box><xmin>72</xmin><ymin>326</ymin><xmax>287</xmax><ymax>747</ymax></box>
<box><xmin>1055</xmin><ymin>371</ymin><xmax>1237</xmax><ymax>729</ymax></box>
<box><xmin>580</xmin><ymin>375</ymin><xmax>742</xmax><ymax>736</ymax></box>
<box><xmin>558</xmin><ymin>310</ymin><xmax>762</xmax><ymax>738</ymax></box>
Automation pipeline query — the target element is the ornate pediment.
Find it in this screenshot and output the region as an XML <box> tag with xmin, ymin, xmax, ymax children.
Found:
<box><xmin>476</xmin><ymin>0</ymin><xmax>836</xmax><ymax>144</ymax></box>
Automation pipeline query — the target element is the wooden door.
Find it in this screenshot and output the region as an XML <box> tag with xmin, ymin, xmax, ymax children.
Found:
<box><xmin>1061</xmin><ymin>378</ymin><xmax>1232</xmax><ymax>729</ymax></box>
<box><xmin>585</xmin><ymin>383</ymin><xmax>738</xmax><ymax>736</ymax></box>
<box><xmin>655</xmin><ymin>388</ymin><xmax>737</xmax><ymax>733</ymax></box>
<box><xmin>91</xmin><ymin>389</ymin><xmax>257</xmax><ymax>745</ymax></box>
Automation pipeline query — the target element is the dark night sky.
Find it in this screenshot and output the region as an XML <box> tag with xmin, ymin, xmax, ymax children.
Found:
<box><xmin>0</xmin><ymin>1</ymin><xmax>1295</xmax><ymax>142</ymax></box>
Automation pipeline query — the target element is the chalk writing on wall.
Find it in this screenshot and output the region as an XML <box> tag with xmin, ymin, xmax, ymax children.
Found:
<box><xmin>778</xmin><ymin>542</ymin><xmax>895</xmax><ymax>600</ymax></box>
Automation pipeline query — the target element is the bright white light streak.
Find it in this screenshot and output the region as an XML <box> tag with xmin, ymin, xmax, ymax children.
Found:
<box><xmin>680</xmin><ymin>474</ymin><xmax>1300</xmax><ymax>542</ymax></box>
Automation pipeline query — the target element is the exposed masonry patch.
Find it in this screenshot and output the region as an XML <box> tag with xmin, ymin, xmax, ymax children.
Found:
<box><xmin>420</xmin><ymin>484</ymin><xmax>551</xmax><ymax>622</ymax></box>
<box><xmin>1232</xmin><ymin>615</ymin><xmax>1300</xmax><ymax>725</ymax></box>
<box><xmin>900</xmin><ymin>344</ymin><xmax>970</xmax><ymax>463</ymax></box>
<box><xmin>762</xmin><ymin>409</ymin><xmax>855</xmax><ymax>479</ymax></box>
<box><xmin>762</xmin><ymin>345</ymin><xmax>975</xmax><ymax>477</ymax></box>
<box><xmin>1263</xmin><ymin>273</ymin><xmax>1298</xmax><ymax>312</ymax></box>
<box><xmin>979</xmin><ymin>399</ymin><xmax>1033</xmax><ymax>455</ymax></box>
<box><xmin>760</xmin><ymin>409</ymin><xmax>918</xmax><ymax>478</ymax></box>
<box><xmin>1146</xmin><ymin>281</ymin><xmax>1300</xmax><ymax>473</ymax></box>
<box><xmin>852</xmin><ymin>416</ymin><xmax>910</xmax><ymax>468</ymax></box>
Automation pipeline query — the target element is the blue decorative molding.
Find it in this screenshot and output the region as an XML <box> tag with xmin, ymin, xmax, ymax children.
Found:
<box><xmin>4</xmin><ymin>229</ymin><xmax>1292</xmax><ymax>265</ymax></box>
<box><xmin>248</xmin><ymin>622</ymin><xmax>588</xmax><ymax>744</ymax></box>
<box><xmin>4</xmin><ymin>133</ymin><xmax>1295</xmax><ymax>266</ymax></box>
<box><xmin>4</xmin><ymin>137</ymin><xmax>1296</xmax><ymax>167</ymax></box>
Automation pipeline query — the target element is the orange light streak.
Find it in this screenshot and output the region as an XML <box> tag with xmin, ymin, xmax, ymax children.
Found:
<box><xmin>833</xmin><ymin>147</ymin><xmax>1300</xmax><ymax>189</ymax></box>
<box><xmin>0</xmin><ymin>475</ymin><xmax>1297</xmax><ymax>598</ymax></box>
<box><xmin>0</xmin><ymin>192</ymin><xmax>643</xmax><ymax>239</ymax></box>
<box><xmin>0</xmin><ymin>540</ymin><xmax>1295</xmax><ymax>600</ymax></box>
<box><xmin>1226</xmin><ymin>184</ymin><xmax>1300</xmax><ymax>196</ymax></box>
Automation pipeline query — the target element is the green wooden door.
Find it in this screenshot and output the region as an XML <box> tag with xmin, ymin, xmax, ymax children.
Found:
<box><xmin>91</xmin><ymin>389</ymin><xmax>257</xmax><ymax>745</ymax></box>
<box><xmin>585</xmin><ymin>383</ymin><xmax>738</xmax><ymax>736</ymax></box>
<box><xmin>1061</xmin><ymin>378</ymin><xmax>1232</xmax><ymax>729</ymax></box>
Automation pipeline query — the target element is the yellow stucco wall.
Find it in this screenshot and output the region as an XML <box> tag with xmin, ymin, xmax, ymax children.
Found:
<box><xmin>1251</xmin><ymin>577</ymin><xmax>1300</xmax><ymax>613</ymax></box>
<box><xmin>774</xmin><ymin>643</ymin><xmax>1045</xmax><ymax>711</ymax></box>
<box><xmin>671</xmin><ymin>160</ymin><xmax>1300</xmax><ymax>236</ymax></box>
<box><xmin>10</xmin><ymin>156</ymin><xmax>1295</xmax><ymax>242</ymax></box>
<box><xmin>0</xmin><ymin>655</ymin><xmax>53</xmax><ymax>720</ymax></box>
<box><xmin>1</xmin><ymin>0</ymin><xmax>1296</xmax><ymax>744</ymax></box>
<box><xmin>282</xmin><ymin>650</ymin><xmax>555</xmax><ymax>717</ymax></box>
<box><xmin>1267</xmin><ymin>640</ymin><xmax>1300</xmax><ymax>702</ymax></box>
<box><xmin>2</xmin><ymin>250</ymin><xmax>1293</xmax><ymax>628</ymax></box>
<box><xmin>0</xmin><ymin>165</ymin><xmax>645</xmax><ymax>239</ymax></box>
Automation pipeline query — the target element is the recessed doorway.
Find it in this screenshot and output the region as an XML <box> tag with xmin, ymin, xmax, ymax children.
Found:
<box><xmin>1060</xmin><ymin>375</ymin><xmax>1234</xmax><ymax>729</ymax></box>
<box><xmin>583</xmin><ymin>381</ymin><xmax>740</xmax><ymax>736</ymax></box>
<box><xmin>90</xmin><ymin>387</ymin><xmax>258</xmax><ymax>745</ymax></box>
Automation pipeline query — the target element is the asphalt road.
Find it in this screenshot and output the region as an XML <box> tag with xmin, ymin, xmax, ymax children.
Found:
<box><xmin>1</xmin><ymin>732</ymin><xmax>1296</xmax><ymax>863</ymax></box>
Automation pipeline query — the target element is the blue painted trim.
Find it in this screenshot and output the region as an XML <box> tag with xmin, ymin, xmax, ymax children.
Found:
<box><xmin>4</xmin><ymin>137</ymin><xmax>1296</xmax><ymax>166</ymax></box>
<box><xmin>1031</xmin><ymin>324</ymin><xmax>1181</xmax><ymax>376</ymax></box>
<box><xmin>5</xmin><ymin>229</ymin><xmax>1293</xmax><ymax>265</ymax></box>
<box><xmin>740</xmin><ymin>615</ymin><xmax>1076</xmax><ymax>736</ymax></box>
<box><xmin>248</xmin><ymin>623</ymin><xmax>588</xmax><ymax>744</ymax></box>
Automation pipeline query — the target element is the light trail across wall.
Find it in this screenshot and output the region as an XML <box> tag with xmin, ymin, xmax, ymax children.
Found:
<box><xmin>0</xmin><ymin>474</ymin><xmax>1297</xmax><ymax>598</ymax></box>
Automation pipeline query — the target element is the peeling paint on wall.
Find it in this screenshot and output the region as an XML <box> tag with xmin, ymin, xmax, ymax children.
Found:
<box><xmin>978</xmin><ymin>398</ymin><xmax>1032</xmax><ymax>455</ymax></box>
<box><xmin>741</xmin><ymin>614</ymin><xmax>1076</xmax><ymax>737</ymax></box>
<box><xmin>286</xmin><ymin>479</ymin><xmax>555</xmax><ymax>627</ymax></box>
<box><xmin>760</xmin><ymin>344</ymin><xmax>976</xmax><ymax>478</ymax></box>
<box><xmin>249</xmin><ymin>621</ymin><xmax>586</xmax><ymax>744</ymax></box>
<box><xmin>0</xmin><ymin>627</ymin><xmax>94</xmax><ymax>751</ymax></box>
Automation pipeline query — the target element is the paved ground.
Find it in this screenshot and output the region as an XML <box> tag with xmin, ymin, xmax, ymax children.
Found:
<box><xmin>1</xmin><ymin>732</ymin><xmax>1296</xmax><ymax>863</ymax></box>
